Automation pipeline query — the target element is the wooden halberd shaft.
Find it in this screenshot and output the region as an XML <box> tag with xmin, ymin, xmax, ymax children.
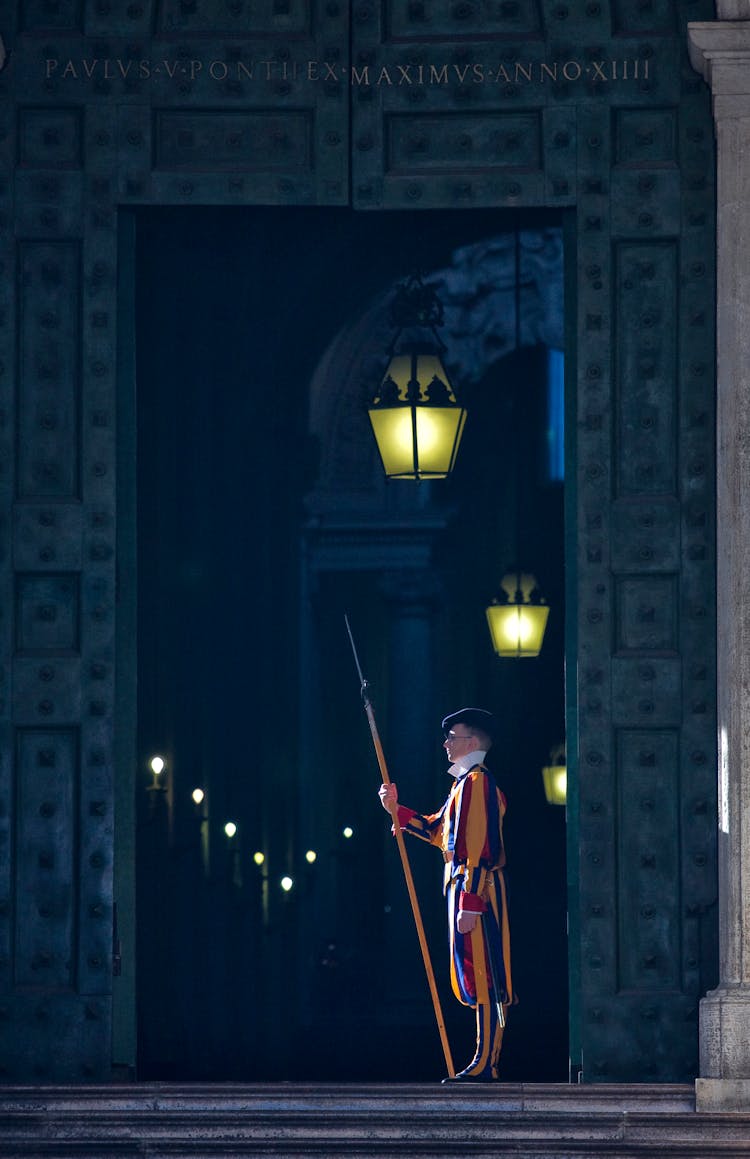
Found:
<box><xmin>345</xmin><ymin>615</ymin><xmax>455</xmax><ymax>1077</ymax></box>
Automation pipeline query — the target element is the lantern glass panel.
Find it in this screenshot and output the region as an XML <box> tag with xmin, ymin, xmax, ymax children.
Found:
<box><xmin>415</xmin><ymin>353</ymin><xmax>452</xmax><ymax>395</ymax></box>
<box><xmin>368</xmin><ymin>407</ymin><xmax>416</xmax><ymax>476</ymax></box>
<box><xmin>414</xmin><ymin>406</ymin><xmax>466</xmax><ymax>476</ymax></box>
<box><xmin>382</xmin><ymin>354</ymin><xmax>412</xmax><ymax>400</ymax></box>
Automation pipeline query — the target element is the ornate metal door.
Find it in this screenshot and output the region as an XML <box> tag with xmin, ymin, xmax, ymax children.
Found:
<box><xmin>346</xmin><ymin>0</ymin><xmax>718</xmax><ymax>1081</ymax></box>
<box><xmin>0</xmin><ymin>0</ymin><xmax>716</xmax><ymax>1081</ymax></box>
<box><xmin>0</xmin><ymin>0</ymin><xmax>349</xmax><ymax>1080</ymax></box>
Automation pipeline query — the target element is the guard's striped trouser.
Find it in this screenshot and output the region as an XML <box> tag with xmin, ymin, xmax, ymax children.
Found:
<box><xmin>447</xmin><ymin>868</ymin><xmax>512</xmax><ymax>1077</ymax></box>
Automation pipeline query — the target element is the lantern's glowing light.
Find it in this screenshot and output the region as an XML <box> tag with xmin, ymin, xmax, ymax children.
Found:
<box><xmin>542</xmin><ymin>765</ymin><xmax>567</xmax><ymax>806</ymax></box>
<box><xmin>486</xmin><ymin>573</ymin><xmax>549</xmax><ymax>658</ymax></box>
<box><xmin>542</xmin><ymin>744</ymin><xmax>567</xmax><ymax>806</ymax></box>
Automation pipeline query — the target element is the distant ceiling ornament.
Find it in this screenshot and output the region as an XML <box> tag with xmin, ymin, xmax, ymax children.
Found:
<box><xmin>426</xmin><ymin>229</ymin><xmax>564</xmax><ymax>387</ymax></box>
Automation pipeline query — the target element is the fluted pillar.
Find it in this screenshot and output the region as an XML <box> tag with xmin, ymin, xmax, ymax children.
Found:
<box><xmin>689</xmin><ymin>15</ymin><xmax>750</xmax><ymax>1111</ymax></box>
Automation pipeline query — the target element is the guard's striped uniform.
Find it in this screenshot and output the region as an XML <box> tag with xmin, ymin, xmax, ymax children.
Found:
<box><xmin>396</xmin><ymin>764</ymin><xmax>514</xmax><ymax>1078</ymax></box>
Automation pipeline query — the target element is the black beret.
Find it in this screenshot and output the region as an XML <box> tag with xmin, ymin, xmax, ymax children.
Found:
<box><xmin>441</xmin><ymin>707</ymin><xmax>496</xmax><ymax>740</ymax></box>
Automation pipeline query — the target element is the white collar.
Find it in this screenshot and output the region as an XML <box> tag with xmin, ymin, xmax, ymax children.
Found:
<box><xmin>448</xmin><ymin>749</ymin><xmax>487</xmax><ymax>779</ymax></box>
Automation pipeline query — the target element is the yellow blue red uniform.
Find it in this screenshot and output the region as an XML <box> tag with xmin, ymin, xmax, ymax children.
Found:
<box><xmin>395</xmin><ymin>763</ymin><xmax>514</xmax><ymax>1079</ymax></box>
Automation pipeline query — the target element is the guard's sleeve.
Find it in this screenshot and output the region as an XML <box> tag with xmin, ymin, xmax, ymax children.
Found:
<box><xmin>452</xmin><ymin>770</ymin><xmax>505</xmax><ymax>909</ymax></box>
<box><xmin>391</xmin><ymin>802</ymin><xmax>446</xmax><ymax>848</ymax></box>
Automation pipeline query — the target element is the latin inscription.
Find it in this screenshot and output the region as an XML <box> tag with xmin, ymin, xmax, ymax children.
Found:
<box><xmin>44</xmin><ymin>56</ymin><xmax>651</xmax><ymax>87</ymax></box>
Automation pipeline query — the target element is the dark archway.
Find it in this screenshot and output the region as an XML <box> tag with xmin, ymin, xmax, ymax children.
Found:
<box><xmin>135</xmin><ymin>205</ymin><xmax>568</xmax><ymax>1081</ymax></box>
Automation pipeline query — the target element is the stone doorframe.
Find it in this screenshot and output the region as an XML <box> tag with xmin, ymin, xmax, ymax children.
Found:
<box><xmin>689</xmin><ymin>7</ymin><xmax>750</xmax><ymax>1113</ymax></box>
<box><xmin>0</xmin><ymin>3</ymin><xmax>720</xmax><ymax>1083</ymax></box>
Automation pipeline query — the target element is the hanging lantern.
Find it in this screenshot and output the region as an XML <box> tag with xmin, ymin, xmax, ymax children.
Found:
<box><xmin>542</xmin><ymin>742</ymin><xmax>567</xmax><ymax>806</ymax></box>
<box><xmin>483</xmin><ymin>231</ymin><xmax>551</xmax><ymax>659</ymax></box>
<box><xmin>485</xmin><ymin>572</ymin><xmax>550</xmax><ymax>658</ymax></box>
<box><xmin>369</xmin><ymin>352</ymin><xmax>466</xmax><ymax>479</ymax></box>
<box><xmin>368</xmin><ymin>275</ymin><xmax>467</xmax><ymax>480</ymax></box>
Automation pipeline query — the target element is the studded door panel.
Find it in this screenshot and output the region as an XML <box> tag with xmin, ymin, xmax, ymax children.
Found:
<box><xmin>0</xmin><ymin>0</ymin><xmax>349</xmax><ymax>1081</ymax></box>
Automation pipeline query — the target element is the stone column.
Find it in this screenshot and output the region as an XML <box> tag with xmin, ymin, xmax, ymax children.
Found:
<box><xmin>689</xmin><ymin>15</ymin><xmax>750</xmax><ymax>1112</ymax></box>
<box><xmin>379</xmin><ymin>568</ymin><xmax>442</xmax><ymax>1028</ymax></box>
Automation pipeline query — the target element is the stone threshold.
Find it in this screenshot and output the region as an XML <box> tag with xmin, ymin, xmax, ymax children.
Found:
<box><xmin>0</xmin><ymin>1082</ymin><xmax>749</xmax><ymax>1158</ymax></box>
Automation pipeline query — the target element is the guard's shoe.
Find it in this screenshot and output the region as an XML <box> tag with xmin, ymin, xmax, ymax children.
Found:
<box><xmin>441</xmin><ymin>1068</ymin><xmax>495</xmax><ymax>1084</ymax></box>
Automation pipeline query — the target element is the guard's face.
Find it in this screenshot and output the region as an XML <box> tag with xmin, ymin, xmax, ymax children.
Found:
<box><xmin>443</xmin><ymin>728</ymin><xmax>477</xmax><ymax>764</ymax></box>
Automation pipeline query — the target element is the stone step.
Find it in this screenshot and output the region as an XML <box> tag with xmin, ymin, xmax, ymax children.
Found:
<box><xmin>1</xmin><ymin>1082</ymin><xmax>749</xmax><ymax>1158</ymax></box>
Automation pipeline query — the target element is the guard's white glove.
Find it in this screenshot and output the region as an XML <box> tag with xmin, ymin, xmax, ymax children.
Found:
<box><xmin>456</xmin><ymin>910</ymin><xmax>479</xmax><ymax>935</ymax></box>
<box><xmin>378</xmin><ymin>783</ymin><xmax>398</xmax><ymax>811</ymax></box>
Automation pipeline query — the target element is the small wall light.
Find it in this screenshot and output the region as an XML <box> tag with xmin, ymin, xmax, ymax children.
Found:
<box><xmin>542</xmin><ymin>743</ymin><xmax>567</xmax><ymax>806</ymax></box>
<box><xmin>224</xmin><ymin>821</ymin><xmax>238</xmax><ymax>839</ymax></box>
<box><xmin>280</xmin><ymin>876</ymin><xmax>294</xmax><ymax>892</ymax></box>
<box><xmin>149</xmin><ymin>755</ymin><xmax>166</xmax><ymax>789</ymax></box>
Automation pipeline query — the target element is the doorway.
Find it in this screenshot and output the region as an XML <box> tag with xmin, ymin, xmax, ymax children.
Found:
<box><xmin>133</xmin><ymin>206</ymin><xmax>568</xmax><ymax>1081</ymax></box>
